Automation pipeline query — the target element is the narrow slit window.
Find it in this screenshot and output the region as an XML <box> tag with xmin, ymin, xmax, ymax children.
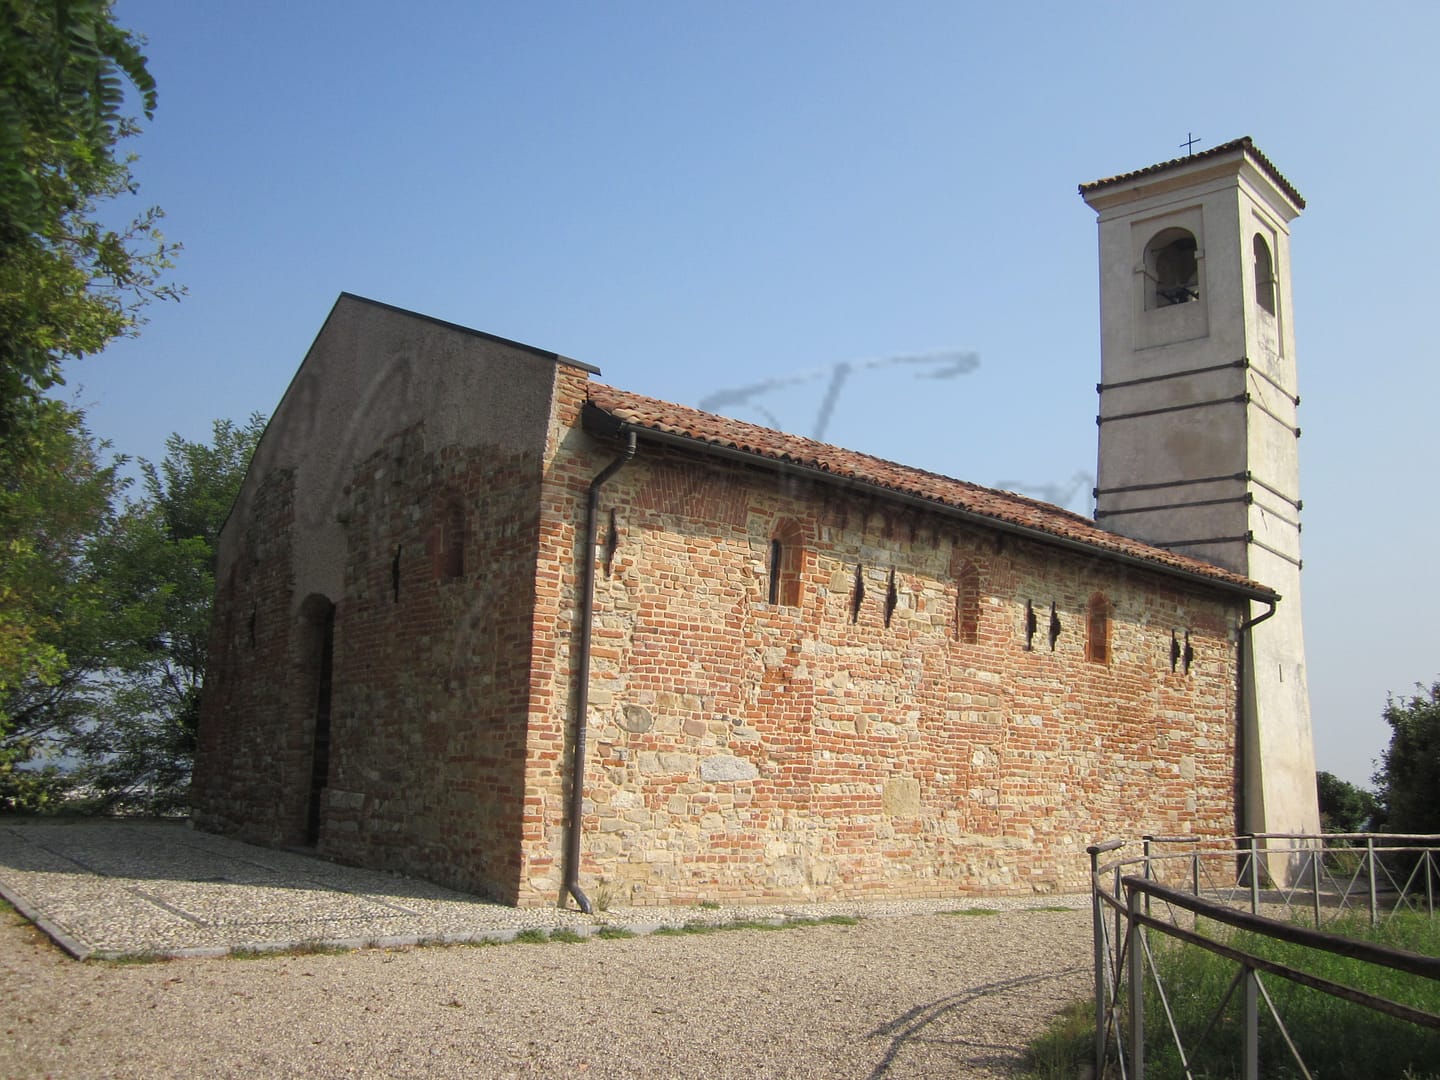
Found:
<box><xmin>768</xmin><ymin>539</ymin><xmax>782</xmax><ymax>605</ymax></box>
<box><xmin>883</xmin><ymin>569</ymin><xmax>898</xmax><ymax>628</ymax></box>
<box><xmin>1086</xmin><ymin>593</ymin><xmax>1111</xmax><ymax>664</ymax></box>
<box><xmin>1048</xmin><ymin>602</ymin><xmax>1061</xmax><ymax>651</ymax></box>
<box><xmin>850</xmin><ymin>564</ymin><xmax>866</xmax><ymax>624</ymax></box>
<box><xmin>1024</xmin><ymin>600</ymin><xmax>1037</xmax><ymax>651</ymax></box>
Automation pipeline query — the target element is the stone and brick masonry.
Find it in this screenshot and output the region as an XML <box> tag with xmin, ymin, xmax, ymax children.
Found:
<box><xmin>192</xmin><ymin>295</ymin><xmax>1259</xmax><ymax>908</ymax></box>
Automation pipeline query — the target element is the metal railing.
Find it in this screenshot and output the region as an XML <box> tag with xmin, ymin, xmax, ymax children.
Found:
<box><xmin>1087</xmin><ymin>833</ymin><xmax>1440</xmax><ymax>1079</ymax></box>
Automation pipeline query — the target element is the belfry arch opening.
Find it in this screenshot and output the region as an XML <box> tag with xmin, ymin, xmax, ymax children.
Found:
<box><xmin>1145</xmin><ymin>227</ymin><xmax>1200</xmax><ymax>309</ymax></box>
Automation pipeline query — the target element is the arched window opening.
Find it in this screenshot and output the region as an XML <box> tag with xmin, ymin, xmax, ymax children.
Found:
<box><xmin>953</xmin><ymin>559</ymin><xmax>980</xmax><ymax>644</ymax></box>
<box><xmin>1086</xmin><ymin>593</ymin><xmax>1112</xmax><ymax>664</ymax></box>
<box><xmin>767</xmin><ymin>519</ymin><xmax>804</xmax><ymax>607</ymax></box>
<box><xmin>1145</xmin><ymin>227</ymin><xmax>1200</xmax><ymax>309</ymax></box>
<box><xmin>435</xmin><ymin>495</ymin><xmax>465</xmax><ymax>579</ymax></box>
<box><xmin>1253</xmin><ymin>233</ymin><xmax>1276</xmax><ymax>315</ymax></box>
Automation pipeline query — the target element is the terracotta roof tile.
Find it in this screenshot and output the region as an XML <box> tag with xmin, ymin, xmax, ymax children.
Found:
<box><xmin>585</xmin><ymin>383</ymin><xmax>1274</xmax><ymax>598</ymax></box>
<box><xmin>1079</xmin><ymin>136</ymin><xmax>1305</xmax><ymax>211</ymax></box>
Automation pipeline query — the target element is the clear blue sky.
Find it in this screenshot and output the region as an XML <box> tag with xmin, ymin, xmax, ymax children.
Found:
<box><xmin>78</xmin><ymin>1</ymin><xmax>1439</xmax><ymax>788</ymax></box>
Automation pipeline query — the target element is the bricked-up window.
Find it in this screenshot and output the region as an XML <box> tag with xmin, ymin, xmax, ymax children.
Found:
<box><xmin>953</xmin><ymin>558</ymin><xmax>980</xmax><ymax>644</ymax></box>
<box><xmin>767</xmin><ymin>519</ymin><xmax>804</xmax><ymax>607</ymax></box>
<box><xmin>435</xmin><ymin>496</ymin><xmax>465</xmax><ymax>579</ymax></box>
<box><xmin>1086</xmin><ymin>593</ymin><xmax>1112</xmax><ymax>664</ymax></box>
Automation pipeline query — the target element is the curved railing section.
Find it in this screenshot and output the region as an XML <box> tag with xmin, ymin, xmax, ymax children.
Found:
<box><xmin>1087</xmin><ymin>833</ymin><xmax>1440</xmax><ymax>1079</ymax></box>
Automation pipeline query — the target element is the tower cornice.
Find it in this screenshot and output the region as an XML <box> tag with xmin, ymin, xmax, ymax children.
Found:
<box><xmin>1080</xmin><ymin>137</ymin><xmax>1305</xmax><ymax>219</ymax></box>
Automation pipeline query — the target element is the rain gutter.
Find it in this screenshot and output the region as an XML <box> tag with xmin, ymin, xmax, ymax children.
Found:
<box><xmin>564</xmin><ymin>431</ymin><xmax>637</xmax><ymax>914</ymax></box>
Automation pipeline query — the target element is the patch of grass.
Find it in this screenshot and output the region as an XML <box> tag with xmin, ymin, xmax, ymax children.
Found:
<box><xmin>1020</xmin><ymin>998</ymin><xmax>1092</xmax><ymax>1079</ymax></box>
<box><xmin>512</xmin><ymin>928</ymin><xmax>550</xmax><ymax>945</ymax></box>
<box><xmin>697</xmin><ymin>900</ymin><xmax>721</xmax><ymax>910</ymax></box>
<box><xmin>229</xmin><ymin>940</ymin><xmax>350</xmax><ymax>960</ymax></box>
<box><xmin>1026</xmin><ymin>905</ymin><xmax>1078</xmax><ymax>913</ymax></box>
<box><xmin>652</xmin><ymin>921</ymin><xmax>721</xmax><ymax>936</ymax></box>
<box><xmin>1025</xmin><ymin>910</ymin><xmax>1440</xmax><ymax>1080</ymax></box>
<box><xmin>943</xmin><ymin>907</ymin><xmax>1000</xmax><ymax>916</ymax></box>
<box><xmin>594</xmin><ymin>925</ymin><xmax>636</xmax><ymax>940</ymax></box>
<box><xmin>547</xmin><ymin>927</ymin><xmax>587</xmax><ymax>944</ymax></box>
<box><xmin>1152</xmin><ymin>912</ymin><xmax>1440</xmax><ymax>1079</ymax></box>
<box><xmin>728</xmin><ymin>919</ymin><xmax>789</xmax><ymax>931</ymax></box>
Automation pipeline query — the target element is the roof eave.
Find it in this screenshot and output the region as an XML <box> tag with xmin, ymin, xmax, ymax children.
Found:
<box><xmin>581</xmin><ymin>402</ymin><xmax>1279</xmax><ymax>605</ymax></box>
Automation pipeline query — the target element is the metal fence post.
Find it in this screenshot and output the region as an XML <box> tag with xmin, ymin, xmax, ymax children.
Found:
<box><xmin>1243</xmin><ymin>964</ymin><xmax>1259</xmax><ymax>1080</ymax></box>
<box><xmin>1248</xmin><ymin>834</ymin><xmax>1260</xmax><ymax>915</ymax></box>
<box><xmin>1312</xmin><ymin>847</ymin><xmax>1321</xmax><ymax>929</ymax></box>
<box><xmin>1089</xmin><ymin>845</ymin><xmax>1107</xmax><ymax>1074</ymax></box>
<box><xmin>1128</xmin><ymin>884</ymin><xmax>1146</xmax><ymax>1080</ymax></box>
<box><xmin>1368</xmin><ymin>836</ymin><xmax>1378</xmax><ymax>927</ymax></box>
<box><xmin>1143</xmin><ymin>835</ymin><xmax>1153</xmax><ymax>919</ymax></box>
<box><xmin>1427</xmin><ymin>847</ymin><xmax>1434</xmax><ymax>920</ymax></box>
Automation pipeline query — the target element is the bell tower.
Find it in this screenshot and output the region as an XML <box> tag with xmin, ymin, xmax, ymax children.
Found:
<box><xmin>1081</xmin><ymin>138</ymin><xmax>1320</xmax><ymax>839</ymax></box>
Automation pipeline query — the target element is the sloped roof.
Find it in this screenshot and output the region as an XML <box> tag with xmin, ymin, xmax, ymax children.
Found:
<box><xmin>1079</xmin><ymin>136</ymin><xmax>1305</xmax><ymax>211</ymax></box>
<box><xmin>584</xmin><ymin>383</ymin><xmax>1275</xmax><ymax>601</ymax></box>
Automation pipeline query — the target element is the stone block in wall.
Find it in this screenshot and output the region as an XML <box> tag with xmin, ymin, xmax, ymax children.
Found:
<box><xmin>699</xmin><ymin>755</ymin><xmax>759</xmax><ymax>782</ymax></box>
<box><xmin>883</xmin><ymin>777</ymin><xmax>922</xmax><ymax>817</ymax></box>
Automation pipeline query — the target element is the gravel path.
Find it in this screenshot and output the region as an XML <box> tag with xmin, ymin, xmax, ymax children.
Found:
<box><xmin>0</xmin><ymin>901</ymin><xmax>1093</xmax><ymax>1079</ymax></box>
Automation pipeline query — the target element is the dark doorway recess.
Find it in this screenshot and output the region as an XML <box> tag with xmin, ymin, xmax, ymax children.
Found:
<box><xmin>304</xmin><ymin>600</ymin><xmax>336</xmax><ymax>846</ymax></box>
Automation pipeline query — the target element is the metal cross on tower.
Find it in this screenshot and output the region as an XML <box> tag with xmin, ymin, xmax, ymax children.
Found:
<box><xmin>1180</xmin><ymin>132</ymin><xmax>1202</xmax><ymax>155</ymax></box>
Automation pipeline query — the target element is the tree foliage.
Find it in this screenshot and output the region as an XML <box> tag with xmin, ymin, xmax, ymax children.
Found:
<box><xmin>1372</xmin><ymin>681</ymin><xmax>1440</xmax><ymax>836</ymax></box>
<box><xmin>1315</xmin><ymin>770</ymin><xmax>1377</xmax><ymax>834</ymax></box>
<box><xmin>64</xmin><ymin>415</ymin><xmax>264</xmax><ymax>813</ymax></box>
<box><xmin>1</xmin><ymin>413</ymin><xmax>264</xmax><ymax>814</ymax></box>
<box><xmin>0</xmin><ymin>0</ymin><xmax>179</xmax><ymax>441</ymax></box>
<box><xmin>0</xmin><ymin>398</ymin><xmax>121</xmax><ymax>807</ymax></box>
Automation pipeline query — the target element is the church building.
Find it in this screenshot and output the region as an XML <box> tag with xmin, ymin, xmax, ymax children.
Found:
<box><xmin>192</xmin><ymin>138</ymin><xmax>1319</xmax><ymax>907</ymax></box>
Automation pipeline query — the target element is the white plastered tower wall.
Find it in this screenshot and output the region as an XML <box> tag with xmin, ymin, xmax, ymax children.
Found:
<box><xmin>1081</xmin><ymin>139</ymin><xmax>1321</xmax><ymax>845</ymax></box>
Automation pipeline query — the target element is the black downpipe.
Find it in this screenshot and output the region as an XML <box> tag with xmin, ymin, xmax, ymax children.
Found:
<box><xmin>565</xmin><ymin>431</ymin><xmax>637</xmax><ymax>913</ymax></box>
<box><xmin>1234</xmin><ymin>596</ymin><xmax>1278</xmax><ymax>839</ymax></box>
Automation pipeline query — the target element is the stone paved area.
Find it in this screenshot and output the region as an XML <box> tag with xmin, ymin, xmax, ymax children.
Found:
<box><xmin>0</xmin><ymin>819</ymin><xmax>1087</xmax><ymax>959</ymax></box>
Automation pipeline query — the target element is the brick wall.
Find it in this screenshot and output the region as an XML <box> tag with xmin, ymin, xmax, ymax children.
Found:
<box><xmin>522</xmin><ymin>409</ymin><xmax>1242</xmax><ymax>905</ymax></box>
<box><xmin>313</xmin><ymin>422</ymin><xmax>545</xmax><ymax>902</ymax></box>
<box><xmin>198</xmin><ymin>359</ymin><xmax>1244</xmax><ymax>909</ymax></box>
<box><xmin>193</xmin><ymin>468</ymin><xmax>312</xmax><ymax>842</ymax></box>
